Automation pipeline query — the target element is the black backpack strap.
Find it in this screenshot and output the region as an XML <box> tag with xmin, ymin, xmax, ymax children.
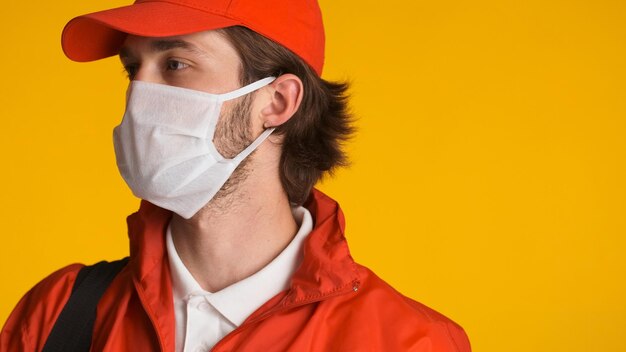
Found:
<box><xmin>42</xmin><ymin>257</ymin><xmax>130</xmax><ymax>352</ymax></box>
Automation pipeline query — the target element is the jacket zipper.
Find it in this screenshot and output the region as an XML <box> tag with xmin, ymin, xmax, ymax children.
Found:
<box><xmin>133</xmin><ymin>278</ymin><xmax>168</xmax><ymax>352</ymax></box>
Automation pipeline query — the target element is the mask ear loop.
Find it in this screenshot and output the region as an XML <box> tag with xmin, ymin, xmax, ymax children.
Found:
<box><xmin>218</xmin><ymin>77</ymin><xmax>277</xmax><ymax>101</ymax></box>
<box><xmin>231</xmin><ymin>127</ymin><xmax>276</xmax><ymax>164</ymax></box>
<box><xmin>216</xmin><ymin>76</ymin><xmax>278</xmax><ymax>163</ymax></box>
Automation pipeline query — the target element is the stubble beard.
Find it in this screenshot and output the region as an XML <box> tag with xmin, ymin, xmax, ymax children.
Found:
<box><xmin>200</xmin><ymin>93</ymin><xmax>255</xmax><ymax>214</ymax></box>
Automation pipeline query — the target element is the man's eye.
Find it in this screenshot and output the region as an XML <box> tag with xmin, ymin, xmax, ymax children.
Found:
<box><xmin>166</xmin><ymin>60</ymin><xmax>189</xmax><ymax>71</ymax></box>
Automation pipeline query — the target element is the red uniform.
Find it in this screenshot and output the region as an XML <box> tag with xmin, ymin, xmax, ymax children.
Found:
<box><xmin>1</xmin><ymin>189</ymin><xmax>470</xmax><ymax>351</ymax></box>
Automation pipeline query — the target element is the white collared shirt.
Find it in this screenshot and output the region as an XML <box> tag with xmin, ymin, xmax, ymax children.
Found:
<box><xmin>166</xmin><ymin>207</ymin><xmax>313</xmax><ymax>352</ymax></box>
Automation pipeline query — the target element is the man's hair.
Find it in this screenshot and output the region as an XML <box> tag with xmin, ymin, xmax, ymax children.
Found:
<box><xmin>220</xmin><ymin>26</ymin><xmax>354</xmax><ymax>205</ymax></box>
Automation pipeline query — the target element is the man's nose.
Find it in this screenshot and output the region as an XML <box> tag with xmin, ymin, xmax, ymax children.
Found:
<box><xmin>132</xmin><ymin>65</ymin><xmax>165</xmax><ymax>85</ymax></box>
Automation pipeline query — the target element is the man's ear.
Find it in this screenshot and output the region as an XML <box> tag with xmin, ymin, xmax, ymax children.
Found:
<box><xmin>261</xmin><ymin>74</ymin><xmax>304</xmax><ymax>128</ymax></box>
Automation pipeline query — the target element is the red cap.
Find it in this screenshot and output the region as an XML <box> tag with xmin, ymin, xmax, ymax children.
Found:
<box><xmin>61</xmin><ymin>0</ymin><xmax>325</xmax><ymax>75</ymax></box>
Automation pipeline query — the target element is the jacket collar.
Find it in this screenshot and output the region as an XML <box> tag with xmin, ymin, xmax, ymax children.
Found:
<box><xmin>126</xmin><ymin>188</ymin><xmax>360</xmax><ymax>314</ymax></box>
<box><xmin>125</xmin><ymin>199</ymin><xmax>175</xmax><ymax>352</ymax></box>
<box><xmin>286</xmin><ymin>189</ymin><xmax>360</xmax><ymax>303</ymax></box>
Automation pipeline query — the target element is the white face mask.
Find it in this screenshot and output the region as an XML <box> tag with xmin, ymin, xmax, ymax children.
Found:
<box><xmin>113</xmin><ymin>77</ymin><xmax>276</xmax><ymax>219</ymax></box>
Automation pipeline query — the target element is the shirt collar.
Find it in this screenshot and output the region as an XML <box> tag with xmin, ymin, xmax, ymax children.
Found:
<box><xmin>166</xmin><ymin>206</ymin><xmax>313</xmax><ymax>326</ymax></box>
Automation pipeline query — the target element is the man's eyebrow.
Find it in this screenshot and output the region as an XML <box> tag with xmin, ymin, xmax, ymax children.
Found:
<box><xmin>119</xmin><ymin>46</ymin><xmax>132</xmax><ymax>59</ymax></box>
<box><xmin>150</xmin><ymin>39</ymin><xmax>202</xmax><ymax>53</ymax></box>
<box><xmin>118</xmin><ymin>39</ymin><xmax>206</xmax><ymax>59</ymax></box>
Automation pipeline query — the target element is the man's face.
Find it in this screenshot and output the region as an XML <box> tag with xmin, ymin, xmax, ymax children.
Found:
<box><xmin>119</xmin><ymin>30</ymin><xmax>257</xmax><ymax>203</ymax></box>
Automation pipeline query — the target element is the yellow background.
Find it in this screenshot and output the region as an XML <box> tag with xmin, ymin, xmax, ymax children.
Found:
<box><xmin>1</xmin><ymin>1</ymin><xmax>625</xmax><ymax>351</ymax></box>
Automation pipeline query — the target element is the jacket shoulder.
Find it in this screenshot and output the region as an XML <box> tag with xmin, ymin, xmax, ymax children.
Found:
<box><xmin>0</xmin><ymin>263</ymin><xmax>84</xmax><ymax>352</ymax></box>
<box><xmin>351</xmin><ymin>264</ymin><xmax>471</xmax><ymax>352</ymax></box>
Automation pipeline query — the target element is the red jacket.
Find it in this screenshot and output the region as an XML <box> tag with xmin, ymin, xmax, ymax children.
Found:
<box><xmin>1</xmin><ymin>189</ymin><xmax>470</xmax><ymax>351</ymax></box>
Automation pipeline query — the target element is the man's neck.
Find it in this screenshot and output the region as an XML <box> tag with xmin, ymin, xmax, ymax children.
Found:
<box><xmin>168</xmin><ymin>177</ymin><xmax>298</xmax><ymax>293</ymax></box>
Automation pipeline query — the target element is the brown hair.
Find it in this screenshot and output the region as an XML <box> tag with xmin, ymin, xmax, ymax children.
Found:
<box><xmin>219</xmin><ymin>26</ymin><xmax>355</xmax><ymax>205</ymax></box>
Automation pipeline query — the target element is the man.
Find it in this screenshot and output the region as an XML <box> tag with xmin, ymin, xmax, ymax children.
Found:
<box><xmin>1</xmin><ymin>0</ymin><xmax>471</xmax><ymax>351</ymax></box>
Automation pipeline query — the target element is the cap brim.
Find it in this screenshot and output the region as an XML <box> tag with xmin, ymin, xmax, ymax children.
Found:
<box><xmin>62</xmin><ymin>2</ymin><xmax>241</xmax><ymax>62</ymax></box>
